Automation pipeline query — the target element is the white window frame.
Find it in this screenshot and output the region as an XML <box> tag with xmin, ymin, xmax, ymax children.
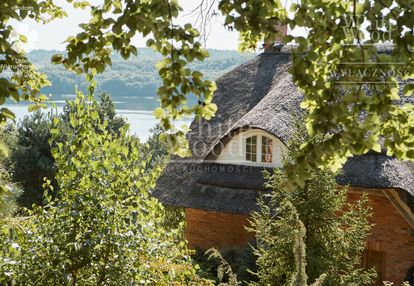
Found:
<box><xmin>245</xmin><ymin>134</ymin><xmax>275</xmax><ymax>165</ymax></box>
<box><xmin>214</xmin><ymin>129</ymin><xmax>286</xmax><ymax>167</ymax></box>
<box><xmin>261</xmin><ymin>136</ymin><xmax>273</xmax><ymax>163</ymax></box>
<box><xmin>245</xmin><ymin>135</ymin><xmax>258</xmax><ymax>162</ymax></box>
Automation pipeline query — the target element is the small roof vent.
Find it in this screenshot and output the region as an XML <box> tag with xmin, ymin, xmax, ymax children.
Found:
<box><xmin>263</xmin><ymin>41</ymin><xmax>284</xmax><ymax>53</ymax></box>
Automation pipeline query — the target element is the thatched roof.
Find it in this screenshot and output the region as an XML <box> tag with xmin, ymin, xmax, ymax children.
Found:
<box><xmin>183</xmin><ymin>50</ymin><xmax>301</xmax><ymax>162</ymax></box>
<box><xmin>153</xmin><ymin>48</ymin><xmax>414</xmax><ymax>214</ymax></box>
<box><xmin>338</xmin><ymin>153</ymin><xmax>414</xmax><ymax>211</ymax></box>
<box><xmin>155</xmin><ymin>163</ymin><xmax>271</xmax><ymax>213</ymax></box>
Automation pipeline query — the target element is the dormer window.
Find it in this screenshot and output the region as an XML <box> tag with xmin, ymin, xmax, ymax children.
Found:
<box><xmin>245</xmin><ymin>136</ymin><xmax>257</xmax><ymax>162</ymax></box>
<box><xmin>245</xmin><ymin>135</ymin><xmax>274</xmax><ymax>163</ymax></box>
<box><xmin>214</xmin><ymin>129</ymin><xmax>285</xmax><ymax>167</ymax></box>
<box><xmin>261</xmin><ymin>136</ymin><xmax>273</xmax><ymax>163</ymax></box>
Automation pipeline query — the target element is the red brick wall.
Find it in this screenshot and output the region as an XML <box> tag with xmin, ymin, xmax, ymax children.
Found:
<box><xmin>348</xmin><ymin>189</ymin><xmax>414</xmax><ymax>285</ymax></box>
<box><xmin>184</xmin><ymin>208</ymin><xmax>254</xmax><ymax>250</ymax></box>
<box><xmin>185</xmin><ymin>189</ymin><xmax>414</xmax><ymax>284</ymax></box>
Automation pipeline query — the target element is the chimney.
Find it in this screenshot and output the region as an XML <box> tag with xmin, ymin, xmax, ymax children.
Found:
<box><xmin>263</xmin><ymin>23</ymin><xmax>288</xmax><ymax>53</ymax></box>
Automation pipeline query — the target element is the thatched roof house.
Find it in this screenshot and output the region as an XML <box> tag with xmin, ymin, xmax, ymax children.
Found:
<box><xmin>154</xmin><ymin>48</ymin><xmax>414</xmax><ymax>285</ymax></box>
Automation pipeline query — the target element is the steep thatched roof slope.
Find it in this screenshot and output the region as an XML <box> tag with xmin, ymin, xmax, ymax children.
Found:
<box><xmin>184</xmin><ymin>51</ymin><xmax>300</xmax><ymax>162</ymax></box>
<box><xmin>154</xmin><ymin>49</ymin><xmax>414</xmax><ymax>214</ymax></box>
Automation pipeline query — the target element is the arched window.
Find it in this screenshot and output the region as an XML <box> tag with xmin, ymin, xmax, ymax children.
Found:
<box><xmin>261</xmin><ymin>136</ymin><xmax>273</xmax><ymax>163</ymax></box>
<box><xmin>214</xmin><ymin>129</ymin><xmax>285</xmax><ymax>167</ymax></box>
<box><xmin>245</xmin><ymin>136</ymin><xmax>257</xmax><ymax>162</ymax></box>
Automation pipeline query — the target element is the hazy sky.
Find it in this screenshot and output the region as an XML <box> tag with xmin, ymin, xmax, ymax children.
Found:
<box><xmin>13</xmin><ymin>0</ymin><xmax>245</xmax><ymax>51</ymax></box>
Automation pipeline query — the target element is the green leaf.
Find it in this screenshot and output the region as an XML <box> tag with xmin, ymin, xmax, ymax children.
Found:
<box><xmin>0</xmin><ymin>108</ymin><xmax>15</xmax><ymax>120</ymax></box>
<box><xmin>51</xmin><ymin>54</ymin><xmax>64</xmax><ymax>64</ymax></box>
<box><xmin>403</xmin><ymin>83</ymin><xmax>414</xmax><ymax>97</ymax></box>
<box><xmin>153</xmin><ymin>107</ymin><xmax>165</xmax><ymax>119</ymax></box>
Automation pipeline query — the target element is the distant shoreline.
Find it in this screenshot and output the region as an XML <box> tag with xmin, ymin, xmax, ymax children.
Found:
<box><xmin>26</xmin><ymin>48</ymin><xmax>255</xmax><ymax>96</ymax></box>
<box><xmin>4</xmin><ymin>99</ymin><xmax>191</xmax><ymax>141</ymax></box>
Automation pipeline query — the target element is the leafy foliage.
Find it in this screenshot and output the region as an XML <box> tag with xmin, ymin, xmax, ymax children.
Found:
<box><xmin>0</xmin><ymin>126</ymin><xmax>13</xmax><ymax>210</ymax></box>
<box><xmin>95</xmin><ymin>92</ymin><xmax>128</xmax><ymax>135</ymax></box>
<box><xmin>4</xmin><ymin>93</ymin><xmax>128</xmax><ymax>209</ymax></box>
<box><xmin>0</xmin><ymin>217</ymin><xmax>27</xmax><ymax>284</ymax></box>
<box><xmin>0</xmin><ymin>0</ymin><xmax>67</xmax><ymax>126</ymax></box>
<box><xmin>206</xmin><ymin>248</ymin><xmax>241</xmax><ymax>286</ymax></box>
<box><xmin>0</xmin><ymin>168</ymin><xmax>21</xmax><ymax>219</ymax></box>
<box><xmin>142</xmin><ymin>124</ymin><xmax>169</xmax><ymax>167</ymax></box>
<box><xmin>0</xmin><ymin>127</ymin><xmax>21</xmax><ymax>217</ymax></box>
<box><xmin>193</xmin><ymin>246</ymin><xmax>258</xmax><ymax>285</ymax></box>
<box><xmin>60</xmin><ymin>92</ymin><xmax>128</xmax><ymax>136</ymax></box>
<box><xmin>214</xmin><ymin>0</ymin><xmax>414</xmax><ymax>191</ymax></box>
<box><xmin>0</xmin><ymin>92</ymin><xmax>212</xmax><ymax>285</ymax></box>
<box><xmin>50</xmin><ymin>1</ymin><xmax>220</xmax><ymax>155</ymax></box>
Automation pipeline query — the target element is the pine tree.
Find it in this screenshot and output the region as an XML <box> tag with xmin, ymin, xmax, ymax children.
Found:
<box><xmin>5</xmin><ymin>111</ymin><xmax>56</xmax><ymax>208</ymax></box>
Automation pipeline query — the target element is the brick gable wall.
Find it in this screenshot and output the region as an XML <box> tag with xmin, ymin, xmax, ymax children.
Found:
<box><xmin>185</xmin><ymin>208</ymin><xmax>254</xmax><ymax>250</ymax></box>
<box><xmin>184</xmin><ymin>188</ymin><xmax>414</xmax><ymax>284</ymax></box>
<box><xmin>348</xmin><ymin>190</ymin><xmax>414</xmax><ymax>284</ymax></box>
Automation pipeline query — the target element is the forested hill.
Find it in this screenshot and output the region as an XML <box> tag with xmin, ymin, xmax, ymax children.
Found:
<box><xmin>28</xmin><ymin>48</ymin><xmax>256</xmax><ymax>97</ymax></box>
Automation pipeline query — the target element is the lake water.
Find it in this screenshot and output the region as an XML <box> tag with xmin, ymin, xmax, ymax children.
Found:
<box><xmin>4</xmin><ymin>94</ymin><xmax>191</xmax><ymax>140</ymax></box>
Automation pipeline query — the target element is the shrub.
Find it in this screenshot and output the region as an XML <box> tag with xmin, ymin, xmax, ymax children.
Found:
<box><xmin>5</xmin><ymin>93</ymin><xmax>129</xmax><ymax>209</ymax></box>
<box><xmin>1</xmin><ymin>93</ymin><xmax>211</xmax><ymax>285</ymax></box>
<box><xmin>0</xmin><ymin>127</ymin><xmax>21</xmax><ymax>218</ymax></box>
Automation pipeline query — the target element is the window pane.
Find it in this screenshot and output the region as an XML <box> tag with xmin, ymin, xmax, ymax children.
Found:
<box><xmin>246</xmin><ymin>136</ymin><xmax>257</xmax><ymax>162</ymax></box>
<box><xmin>261</xmin><ymin>136</ymin><xmax>273</xmax><ymax>163</ymax></box>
